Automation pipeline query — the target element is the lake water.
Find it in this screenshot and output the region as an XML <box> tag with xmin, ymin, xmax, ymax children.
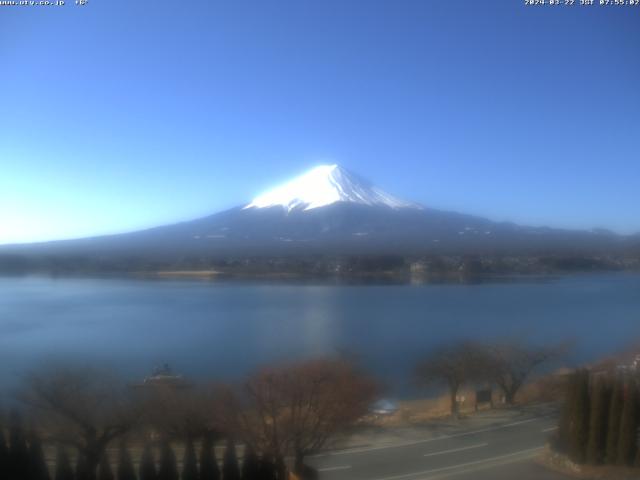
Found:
<box><xmin>1</xmin><ymin>274</ymin><xmax>639</xmax><ymax>395</ymax></box>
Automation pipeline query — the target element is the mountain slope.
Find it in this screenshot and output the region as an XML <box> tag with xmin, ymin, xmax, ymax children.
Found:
<box><xmin>0</xmin><ymin>165</ymin><xmax>636</xmax><ymax>270</ymax></box>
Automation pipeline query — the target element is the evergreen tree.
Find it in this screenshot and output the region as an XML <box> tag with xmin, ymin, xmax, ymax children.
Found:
<box><xmin>182</xmin><ymin>438</ymin><xmax>198</xmax><ymax>480</ymax></box>
<box><xmin>556</xmin><ymin>372</ymin><xmax>578</xmax><ymax>454</ymax></box>
<box><xmin>54</xmin><ymin>446</ymin><xmax>74</xmax><ymax>480</ymax></box>
<box><xmin>28</xmin><ymin>432</ymin><xmax>51</xmax><ymax>480</ymax></box>
<box><xmin>0</xmin><ymin>426</ymin><xmax>9</xmax><ymax>480</ymax></box>
<box><xmin>116</xmin><ymin>444</ymin><xmax>136</xmax><ymax>480</ymax></box>
<box><xmin>274</xmin><ymin>457</ymin><xmax>286</xmax><ymax>480</ymax></box>
<box><xmin>617</xmin><ymin>378</ymin><xmax>639</xmax><ymax>466</ymax></box>
<box><xmin>586</xmin><ymin>376</ymin><xmax>611</xmax><ymax>464</ymax></box>
<box><xmin>76</xmin><ymin>452</ymin><xmax>89</xmax><ymax>480</ymax></box>
<box><xmin>568</xmin><ymin>369</ymin><xmax>590</xmax><ymax>464</ymax></box>
<box><xmin>256</xmin><ymin>456</ymin><xmax>275</xmax><ymax>480</ymax></box>
<box><xmin>199</xmin><ymin>435</ymin><xmax>219</xmax><ymax>480</ymax></box>
<box><xmin>221</xmin><ymin>440</ymin><xmax>240</xmax><ymax>480</ymax></box>
<box><xmin>606</xmin><ymin>376</ymin><xmax>624</xmax><ymax>464</ymax></box>
<box><xmin>139</xmin><ymin>444</ymin><xmax>157</xmax><ymax>480</ymax></box>
<box><xmin>9</xmin><ymin>410</ymin><xmax>30</xmax><ymax>480</ymax></box>
<box><xmin>98</xmin><ymin>453</ymin><xmax>114</xmax><ymax>480</ymax></box>
<box><xmin>240</xmin><ymin>446</ymin><xmax>259</xmax><ymax>480</ymax></box>
<box><xmin>157</xmin><ymin>441</ymin><xmax>178</xmax><ymax>480</ymax></box>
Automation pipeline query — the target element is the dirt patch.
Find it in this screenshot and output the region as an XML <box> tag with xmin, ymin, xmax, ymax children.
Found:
<box><xmin>538</xmin><ymin>447</ymin><xmax>640</xmax><ymax>480</ymax></box>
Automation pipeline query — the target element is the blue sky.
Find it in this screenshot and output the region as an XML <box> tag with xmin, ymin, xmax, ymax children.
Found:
<box><xmin>1</xmin><ymin>1</ymin><xmax>639</xmax><ymax>244</ymax></box>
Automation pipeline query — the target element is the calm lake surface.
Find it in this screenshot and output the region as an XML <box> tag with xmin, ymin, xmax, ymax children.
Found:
<box><xmin>1</xmin><ymin>274</ymin><xmax>639</xmax><ymax>394</ymax></box>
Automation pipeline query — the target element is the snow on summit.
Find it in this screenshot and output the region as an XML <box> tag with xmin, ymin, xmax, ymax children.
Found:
<box><xmin>244</xmin><ymin>164</ymin><xmax>420</xmax><ymax>212</ymax></box>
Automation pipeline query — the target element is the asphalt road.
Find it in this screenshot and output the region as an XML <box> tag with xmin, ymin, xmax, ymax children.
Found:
<box><xmin>308</xmin><ymin>410</ymin><xmax>568</xmax><ymax>480</ymax></box>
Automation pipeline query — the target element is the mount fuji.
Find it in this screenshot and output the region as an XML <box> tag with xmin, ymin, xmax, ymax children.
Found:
<box><xmin>243</xmin><ymin>164</ymin><xmax>420</xmax><ymax>212</ymax></box>
<box><xmin>0</xmin><ymin>164</ymin><xmax>635</xmax><ymax>272</ymax></box>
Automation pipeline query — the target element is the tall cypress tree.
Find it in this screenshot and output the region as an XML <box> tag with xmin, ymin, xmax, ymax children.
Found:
<box><xmin>256</xmin><ymin>456</ymin><xmax>276</xmax><ymax>480</ymax></box>
<box><xmin>157</xmin><ymin>441</ymin><xmax>178</xmax><ymax>480</ymax></box>
<box><xmin>199</xmin><ymin>435</ymin><xmax>219</xmax><ymax>480</ymax></box>
<box><xmin>182</xmin><ymin>438</ymin><xmax>198</xmax><ymax>480</ymax></box>
<box><xmin>557</xmin><ymin>371</ymin><xmax>578</xmax><ymax>454</ymax></box>
<box><xmin>617</xmin><ymin>378</ymin><xmax>639</xmax><ymax>466</ymax></box>
<box><xmin>116</xmin><ymin>444</ymin><xmax>136</xmax><ymax>480</ymax></box>
<box><xmin>76</xmin><ymin>452</ymin><xmax>89</xmax><ymax>480</ymax></box>
<box><xmin>586</xmin><ymin>376</ymin><xmax>611</xmax><ymax>464</ymax></box>
<box><xmin>606</xmin><ymin>376</ymin><xmax>624</xmax><ymax>465</ymax></box>
<box><xmin>274</xmin><ymin>456</ymin><xmax>287</xmax><ymax>480</ymax></box>
<box><xmin>221</xmin><ymin>440</ymin><xmax>240</xmax><ymax>480</ymax></box>
<box><xmin>0</xmin><ymin>426</ymin><xmax>9</xmax><ymax>480</ymax></box>
<box><xmin>28</xmin><ymin>432</ymin><xmax>51</xmax><ymax>480</ymax></box>
<box><xmin>139</xmin><ymin>444</ymin><xmax>157</xmax><ymax>480</ymax></box>
<box><xmin>240</xmin><ymin>446</ymin><xmax>259</xmax><ymax>480</ymax></box>
<box><xmin>9</xmin><ymin>410</ymin><xmax>30</xmax><ymax>480</ymax></box>
<box><xmin>568</xmin><ymin>369</ymin><xmax>590</xmax><ymax>464</ymax></box>
<box><xmin>54</xmin><ymin>446</ymin><xmax>74</xmax><ymax>480</ymax></box>
<box><xmin>98</xmin><ymin>452</ymin><xmax>114</xmax><ymax>480</ymax></box>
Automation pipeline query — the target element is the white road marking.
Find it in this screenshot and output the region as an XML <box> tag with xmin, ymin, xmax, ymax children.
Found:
<box><xmin>423</xmin><ymin>443</ymin><xmax>487</xmax><ymax>458</ymax></box>
<box><xmin>311</xmin><ymin>415</ymin><xmax>553</xmax><ymax>458</ymax></box>
<box><xmin>317</xmin><ymin>465</ymin><xmax>352</xmax><ymax>472</ymax></box>
<box><xmin>542</xmin><ymin>426</ymin><xmax>557</xmax><ymax>432</ymax></box>
<box><xmin>373</xmin><ymin>447</ymin><xmax>544</xmax><ymax>480</ymax></box>
<box><xmin>420</xmin><ymin>447</ymin><xmax>545</xmax><ymax>480</ymax></box>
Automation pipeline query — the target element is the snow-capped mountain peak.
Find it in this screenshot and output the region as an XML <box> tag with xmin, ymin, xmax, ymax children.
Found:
<box><xmin>243</xmin><ymin>164</ymin><xmax>421</xmax><ymax>212</ymax></box>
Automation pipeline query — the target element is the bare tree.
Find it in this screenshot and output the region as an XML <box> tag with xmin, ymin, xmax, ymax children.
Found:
<box><xmin>236</xmin><ymin>358</ymin><xmax>377</xmax><ymax>472</ymax></box>
<box><xmin>415</xmin><ymin>342</ymin><xmax>486</xmax><ymax>417</ymax></box>
<box><xmin>285</xmin><ymin>359</ymin><xmax>377</xmax><ymax>470</ymax></box>
<box><xmin>21</xmin><ymin>367</ymin><xmax>142</xmax><ymax>480</ymax></box>
<box><xmin>141</xmin><ymin>383</ymin><xmax>227</xmax><ymax>440</ymax></box>
<box><xmin>483</xmin><ymin>341</ymin><xmax>567</xmax><ymax>405</ymax></box>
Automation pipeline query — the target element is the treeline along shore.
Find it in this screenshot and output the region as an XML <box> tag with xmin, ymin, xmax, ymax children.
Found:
<box><xmin>1</xmin><ymin>252</ymin><xmax>639</xmax><ymax>280</ymax></box>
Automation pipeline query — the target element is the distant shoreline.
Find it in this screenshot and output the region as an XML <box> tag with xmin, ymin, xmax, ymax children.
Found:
<box><xmin>1</xmin><ymin>252</ymin><xmax>638</xmax><ymax>283</ymax></box>
<box><xmin>5</xmin><ymin>270</ymin><xmax>639</xmax><ymax>288</ymax></box>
